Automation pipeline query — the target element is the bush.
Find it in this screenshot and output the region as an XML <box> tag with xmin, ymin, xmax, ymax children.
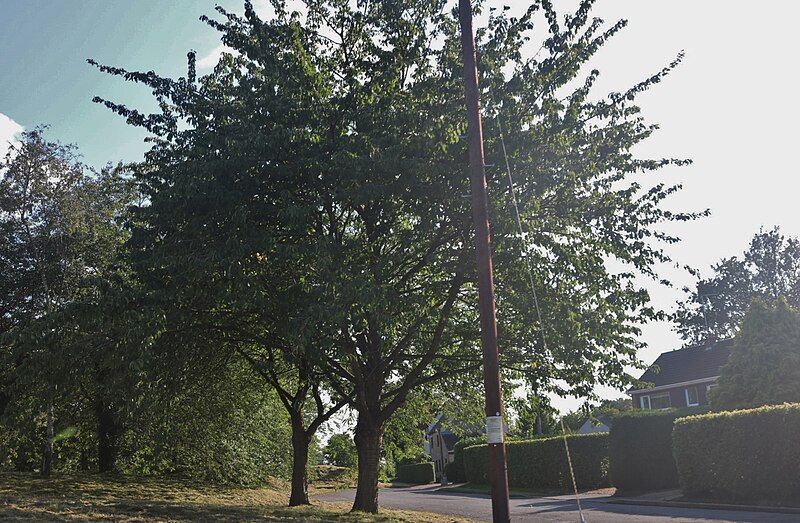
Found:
<box><xmin>396</xmin><ymin>462</ymin><xmax>435</xmax><ymax>484</ymax></box>
<box><xmin>673</xmin><ymin>403</ymin><xmax>800</xmax><ymax>504</ymax></box>
<box><xmin>446</xmin><ymin>435</ymin><xmax>486</xmax><ymax>484</ymax></box>
<box><xmin>609</xmin><ymin>407</ymin><xmax>708</xmax><ymax>492</ymax></box>
<box><xmin>463</xmin><ymin>433</ymin><xmax>609</xmax><ymax>490</ymax></box>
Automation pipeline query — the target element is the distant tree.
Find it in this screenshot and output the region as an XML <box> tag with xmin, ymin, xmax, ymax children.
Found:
<box><xmin>675</xmin><ymin>227</ymin><xmax>800</xmax><ymax>343</ymax></box>
<box><xmin>0</xmin><ymin>128</ymin><xmax>134</xmax><ymax>475</ymax></box>
<box><xmin>713</xmin><ymin>298</ymin><xmax>800</xmax><ymax>410</ymax></box>
<box><xmin>511</xmin><ymin>394</ymin><xmax>557</xmax><ymax>437</ymax></box>
<box><xmin>324</xmin><ymin>433</ymin><xmax>357</xmax><ymax>469</ymax></box>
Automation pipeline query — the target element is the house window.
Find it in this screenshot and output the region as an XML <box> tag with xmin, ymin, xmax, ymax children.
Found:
<box><xmin>641</xmin><ymin>392</ymin><xmax>671</xmax><ymax>410</ymax></box>
<box><xmin>685</xmin><ymin>387</ymin><xmax>699</xmax><ymax>407</ymax></box>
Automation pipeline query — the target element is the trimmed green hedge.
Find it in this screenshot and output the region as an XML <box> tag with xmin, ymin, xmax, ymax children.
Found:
<box><xmin>445</xmin><ymin>435</ymin><xmax>485</xmax><ymax>484</ymax></box>
<box><xmin>610</xmin><ymin>407</ymin><xmax>708</xmax><ymax>492</ymax></box>
<box><xmin>463</xmin><ymin>434</ymin><xmax>609</xmax><ymax>490</ymax></box>
<box><xmin>396</xmin><ymin>462</ymin><xmax>435</xmax><ymax>484</ymax></box>
<box><xmin>673</xmin><ymin>403</ymin><xmax>800</xmax><ymax>504</ymax></box>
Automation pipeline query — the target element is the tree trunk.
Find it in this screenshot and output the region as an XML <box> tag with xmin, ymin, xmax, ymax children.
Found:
<box><xmin>289</xmin><ymin>415</ymin><xmax>311</xmax><ymax>506</ymax></box>
<box><xmin>41</xmin><ymin>401</ymin><xmax>53</xmax><ymax>477</ymax></box>
<box><xmin>351</xmin><ymin>416</ymin><xmax>384</xmax><ymax>513</ymax></box>
<box><xmin>97</xmin><ymin>400</ymin><xmax>120</xmax><ymax>473</ymax></box>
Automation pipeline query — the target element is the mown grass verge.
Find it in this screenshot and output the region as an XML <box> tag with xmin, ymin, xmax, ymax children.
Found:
<box><xmin>0</xmin><ymin>472</ymin><xmax>479</xmax><ymax>522</ymax></box>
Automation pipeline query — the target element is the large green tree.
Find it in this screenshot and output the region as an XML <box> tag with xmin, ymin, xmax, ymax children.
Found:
<box><xmin>0</xmin><ymin>128</ymin><xmax>134</xmax><ymax>475</ymax></box>
<box><xmin>713</xmin><ymin>298</ymin><xmax>800</xmax><ymax>410</ymax></box>
<box><xmin>90</xmin><ymin>0</ymin><xmax>702</xmax><ymax>512</ymax></box>
<box><xmin>675</xmin><ymin>227</ymin><xmax>800</xmax><ymax>343</ymax></box>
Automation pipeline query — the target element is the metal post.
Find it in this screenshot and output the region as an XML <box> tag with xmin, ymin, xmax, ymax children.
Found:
<box><xmin>458</xmin><ymin>1</ymin><xmax>511</xmax><ymax>521</ymax></box>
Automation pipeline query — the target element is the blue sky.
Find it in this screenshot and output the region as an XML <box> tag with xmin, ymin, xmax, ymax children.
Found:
<box><xmin>2</xmin><ymin>0</ymin><xmax>799</xmax><ymax>410</ymax></box>
<box><xmin>0</xmin><ymin>1</ymin><xmax>243</xmax><ymax>167</ymax></box>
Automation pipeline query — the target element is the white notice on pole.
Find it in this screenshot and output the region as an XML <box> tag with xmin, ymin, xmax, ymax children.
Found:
<box><xmin>486</xmin><ymin>415</ymin><xmax>503</xmax><ymax>444</ymax></box>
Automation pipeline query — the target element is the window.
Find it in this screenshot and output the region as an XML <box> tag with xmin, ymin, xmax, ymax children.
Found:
<box><xmin>640</xmin><ymin>392</ymin><xmax>671</xmax><ymax>410</ymax></box>
<box><xmin>650</xmin><ymin>392</ymin><xmax>671</xmax><ymax>409</ymax></box>
<box><xmin>685</xmin><ymin>386</ymin><xmax>699</xmax><ymax>407</ymax></box>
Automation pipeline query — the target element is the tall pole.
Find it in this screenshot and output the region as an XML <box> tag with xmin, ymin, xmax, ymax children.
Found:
<box><xmin>458</xmin><ymin>1</ymin><xmax>511</xmax><ymax>522</ymax></box>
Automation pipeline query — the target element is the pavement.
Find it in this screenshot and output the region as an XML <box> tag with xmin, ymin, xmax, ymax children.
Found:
<box><xmin>610</xmin><ymin>489</ymin><xmax>800</xmax><ymax>516</ymax></box>
<box><xmin>317</xmin><ymin>484</ymin><xmax>800</xmax><ymax>522</ymax></box>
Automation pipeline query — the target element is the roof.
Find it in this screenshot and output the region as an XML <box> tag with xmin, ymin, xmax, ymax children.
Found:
<box><xmin>630</xmin><ymin>338</ymin><xmax>733</xmax><ymax>392</ymax></box>
<box><xmin>441</xmin><ymin>432</ymin><xmax>459</xmax><ymax>451</ymax></box>
<box><xmin>576</xmin><ymin>415</ymin><xmax>613</xmax><ymax>434</ymax></box>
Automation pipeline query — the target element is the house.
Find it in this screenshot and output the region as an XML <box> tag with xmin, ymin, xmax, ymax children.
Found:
<box><xmin>576</xmin><ymin>414</ymin><xmax>613</xmax><ymax>434</ymax></box>
<box><xmin>423</xmin><ymin>414</ymin><xmax>508</xmax><ymax>480</ymax></box>
<box><xmin>628</xmin><ymin>338</ymin><xmax>733</xmax><ymax>410</ymax></box>
<box><xmin>423</xmin><ymin>416</ymin><xmax>458</xmax><ymax>479</ymax></box>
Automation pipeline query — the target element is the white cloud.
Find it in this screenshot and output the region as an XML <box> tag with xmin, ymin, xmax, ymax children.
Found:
<box><xmin>196</xmin><ymin>44</ymin><xmax>238</xmax><ymax>70</ymax></box>
<box><xmin>0</xmin><ymin>113</ymin><xmax>23</xmax><ymax>159</ymax></box>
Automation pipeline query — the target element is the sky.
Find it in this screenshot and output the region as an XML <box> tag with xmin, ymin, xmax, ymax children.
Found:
<box><xmin>2</xmin><ymin>0</ymin><xmax>799</xmax><ymax>413</ymax></box>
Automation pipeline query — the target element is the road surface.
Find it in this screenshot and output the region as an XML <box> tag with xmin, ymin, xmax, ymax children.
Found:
<box><xmin>317</xmin><ymin>485</ymin><xmax>798</xmax><ymax>523</ymax></box>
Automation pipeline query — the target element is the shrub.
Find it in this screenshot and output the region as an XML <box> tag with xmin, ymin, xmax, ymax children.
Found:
<box><xmin>609</xmin><ymin>407</ymin><xmax>708</xmax><ymax>492</ymax></box>
<box><xmin>463</xmin><ymin>433</ymin><xmax>609</xmax><ymax>490</ymax></box>
<box><xmin>673</xmin><ymin>403</ymin><xmax>800</xmax><ymax>504</ymax></box>
<box><xmin>446</xmin><ymin>435</ymin><xmax>486</xmax><ymax>484</ymax></box>
<box><xmin>395</xmin><ymin>462</ymin><xmax>435</xmax><ymax>484</ymax></box>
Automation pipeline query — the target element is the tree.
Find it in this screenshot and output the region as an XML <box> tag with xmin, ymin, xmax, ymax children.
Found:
<box><xmin>90</xmin><ymin>0</ymin><xmax>702</xmax><ymax>513</ymax></box>
<box><xmin>713</xmin><ymin>298</ymin><xmax>800</xmax><ymax>410</ymax></box>
<box><xmin>0</xmin><ymin>128</ymin><xmax>135</xmax><ymax>475</ymax></box>
<box><xmin>511</xmin><ymin>394</ymin><xmax>557</xmax><ymax>437</ymax></box>
<box><xmin>324</xmin><ymin>433</ymin><xmax>357</xmax><ymax>469</ymax></box>
<box><xmin>675</xmin><ymin>227</ymin><xmax>800</xmax><ymax>343</ymax></box>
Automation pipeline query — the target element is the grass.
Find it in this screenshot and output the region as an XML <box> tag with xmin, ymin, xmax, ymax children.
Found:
<box><xmin>0</xmin><ymin>472</ymin><xmax>480</xmax><ymax>522</ymax></box>
<box><xmin>307</xmin><ymin>465</ymin><xmax>357</xmax><ymax>492</ymax></box>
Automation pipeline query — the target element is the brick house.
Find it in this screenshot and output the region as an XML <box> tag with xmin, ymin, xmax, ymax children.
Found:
<box><xmin>628</xmin><ymin>338</ymin><xmax>733</xmax><ymax>410</ymax></box>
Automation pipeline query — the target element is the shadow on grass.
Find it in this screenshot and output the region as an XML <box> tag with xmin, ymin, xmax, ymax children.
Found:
<box><xmin>0</xmin><ymin>473</ymin><xmax>480</xmax><ymax>522</ymax></box>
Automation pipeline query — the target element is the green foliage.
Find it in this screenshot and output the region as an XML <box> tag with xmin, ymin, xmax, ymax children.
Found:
<box><xmin>511</xmin><ymin>395</ymin><xmax>557</xmax><ymax>438</ymax></box>
<box><xmin>121</xmin><ymin>363</ymin><xmax>293</xmax><ymax>486</ymax></box>
<box><xmin>90</xmin><ymin>0</ymin><xmax>704</xmax><ymax>509</ymax></box>
<box><xmin>324</xmin><ymin>433</ymin><xmax>357</xmax><ymax>470</ymax></box>
<box><xmin>609</xmin><ymin>407</ymin><xmax>708</xmax><ymax>492</ymax></box>
<box><xmin>395</xmin><ymin>462</ymin><xmax>435</xmax><ymax>485</ymax></box>
<box><xmin>675</xmin><ymin>227</ymin><xmax>800</xmax><ymax>343</ymax></box>
<box><xmin>380</xmin><ymin>394</ymin><xmax>431</xmax><ymax>476</ymax></box>
<box><xmin>0</xmin><ymin>127</ymin><xmax>138</xmax><ymax>474</ymax></box>
<box><xmin>464</xmin><ymin>434</ymin><xmax>609</xmax><ymax>490</ymax></box>
<box><xmin>714</xmin><ymin>298</ymin><xmax>800</xmax><ymax>410</ymax></box>
<box><xmin>445</xmin><ymin>435</ymin><xmax>486</xmax><ymax>484</ymax></box>
<box><xmin>673</xmin><ymin>404</ymin><xmax>800</xmax><ymax>504</ymax></box>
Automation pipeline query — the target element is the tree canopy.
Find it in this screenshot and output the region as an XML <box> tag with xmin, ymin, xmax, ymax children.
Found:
<box><xmin>89</xmin><ymin>0</ymin><xmax>703</xmax><ymax>512</ymax></box>
<box><xmin>713</xmin><ymin>298</ymin><xmax>800</xmax><ymax>410</ymax></box>
<box><xmin>675</xmin><ymin>227</ymin><xmax>800</xmax><ymax>343</ymax></box>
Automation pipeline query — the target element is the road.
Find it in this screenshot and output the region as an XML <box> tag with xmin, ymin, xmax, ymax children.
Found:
<box><xmin>317</xmin><ymin>485</ymin><xmax>799</xmax><ymax>523</ymax></box>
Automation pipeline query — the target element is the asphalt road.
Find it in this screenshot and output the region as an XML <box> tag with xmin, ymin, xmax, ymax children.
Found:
<box><xmin>317</xmin><ymin>485</ymin><xmax>799</xmax><ymax>523</ymax></box>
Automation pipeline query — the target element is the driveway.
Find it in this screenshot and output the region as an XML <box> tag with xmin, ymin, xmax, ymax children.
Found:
<box><xmin>317</xmin><ymin>485</ymin><xmax>799</xmax><ymax>522</ymax></box>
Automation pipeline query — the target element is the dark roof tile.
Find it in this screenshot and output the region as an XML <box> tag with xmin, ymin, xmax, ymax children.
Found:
<box><xmin>631</xmin><ymin>338</ymin><xmax>733</xmax><ymax>391</ymax></box>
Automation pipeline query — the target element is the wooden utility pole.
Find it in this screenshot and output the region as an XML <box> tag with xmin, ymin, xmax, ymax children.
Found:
<box><xmin>458</xmin><ymin>1</ymin><xmax>511</xmax><ymax>521</ymax></box>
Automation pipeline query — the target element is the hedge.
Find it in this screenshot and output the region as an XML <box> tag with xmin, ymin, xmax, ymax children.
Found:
<box><xmin>396</xmin><ymin>462</ymin><xmax>435</xmax><ymax>484</ymax></box>
<box><xmin>463</xmin><ymin>433</ymin><xmax>609</xmax><ymax>490</ymax></box>
<box><xmin>609</xmin><ymin>407</ymin><xmax>708</xmax><ymax>492</ymax></box>
<box><xmin>673</xmin><ymin>403</ymin><xmax>800</xmax><ymax>504</ymax></box>
<box><xmin>445</xmin><ymin>435</ymin><xmax>486</xmax><ymax>483</ymax></box>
